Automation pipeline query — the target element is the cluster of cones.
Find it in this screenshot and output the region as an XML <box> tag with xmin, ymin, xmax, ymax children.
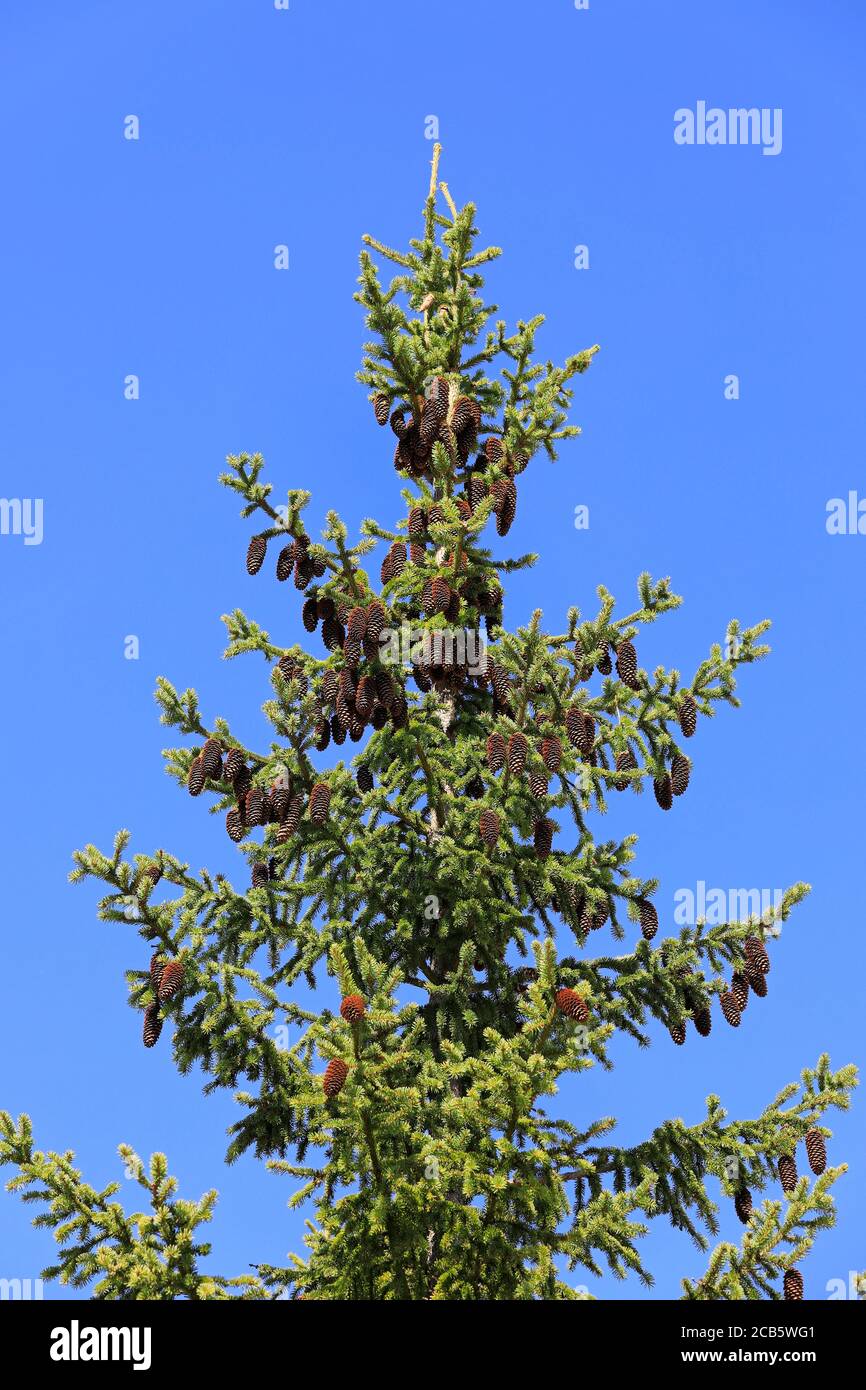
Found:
<box><xmin>142</xmin><ymin>955</ymin><xmax>185</xmax><ymax>1048</ymax></box>
<box><xmin>668</xmin><ymin>934</ymin><xmax>771</xmax><ymax>1045</ymax></box>
<box><xmin>732</xmin><ymin>1128</ymin><xmax>828</xmax><ymax>1300</ymax></box>
<box><xmin>321</xmin><ymin>995</ymin><xmax>367</xmax><ymax>1098</ymax></box>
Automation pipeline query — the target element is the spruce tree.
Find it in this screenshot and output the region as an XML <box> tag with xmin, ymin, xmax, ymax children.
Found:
<box><xmin>1</xmin><ymin>147</ymin><xmax>857</xmax><ymax>1301</ymax></box>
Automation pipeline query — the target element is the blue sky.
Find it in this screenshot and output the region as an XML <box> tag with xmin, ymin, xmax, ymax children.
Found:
<box><xmin>1</xmin><ymin>0</ymin><xmax>864</xmax><ymax>1300</ymax></box>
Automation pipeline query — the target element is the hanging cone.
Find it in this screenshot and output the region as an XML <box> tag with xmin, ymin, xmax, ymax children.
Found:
<box><xmin>245</xmin><ymin>788</ymin><xmax>265</xmax><ymax>827</ymax></box>
<box><xmin>330</xmin><ymin>715</ymin><xmax>347</xmax><ymax>745</ymax></box>
<box><xmin>554</xmin><ymin>987</ymin><xmax>589</xmax><ymax>1022</ymax></box>
<box><xmin>187</xmin><ymin>758</ymin><xmax>207</xmax><ymax>797</ymax></box>
<box><xmin>486</xmin><ymin>733</ymin><xmax>506</xmax><ymax>773</ymax></box>
<box><xmin>246</xmin><ymin>535</ymin><xmax>267</xmax><ymax>575</ymax></box>
<box><xmin>637</xmin><ymin>899</ymin><xmax>658</xmax><ymax>941</ymax></box>
<box><xmin>479</xmin><ymin>809</ymin><xmax>501</xmax><ymax>848</ymax></box>
<box><xmin>276</xmin><ymin>542</ymin><xmax>296</xmax><ymax>582</ymax></box>
<box><xmin>225</xmin><ymin>807</ymin><xmax>244</xmax><ymax>842</ymax></box>
<box><xmin>302</xmin><ymin>597</ymin><xmax>319</xmax><ymax>633</ymax></box>
<box><xmin>346</xmin><ymin>606</ymin><xmax>368</xmax><ymax>641</ymax></box>
<box><xmin>376</xmin><ymin>671</ymin><xmax>395</xmax><ymax>709</ymax></box>
<box><xmin>323</xmin><ymin>1058</ymin><xmax>349</xmax><ymax>1098</ymax></box>
<box><xmin>783</xmin><ymin>1269</ymin><xmax>804</xmax><ymax>1301</ymax></box>
<box><xmin>284</xmin><ymin>794</ymin><xmax>305</xmax><ymax>835</ymax></box>
<box><xmin>142</xmin><ymin>1004</ymin><xmax>162</xmax><ymax>1049</ymax></box>
<box><xmin>778</xmin><ymin>1153</ymin><xmax>798</xmax><ymax>1194</ymax></box>
<box><xmin>540</xmin><ymin>735</ymin><xmax>562</xmax><ymax>774</ymax></box>
<box><xmin>529</xmin><ymin>771</ymin><xmax>549</xmax><ymax>799</ymax></box>
<box><xmin>451</xmin><ymin>396</ymin><xmax>475</xmax><ymax>434</ymax></box>
<box><xmin>149</xmin><ymin>954</ymin><xmax>166</xmax><ymax>992</ymax></box>
<box><xmin>252</xmin><ymin>861</ymin><xmax>269</xmax><ymax>889</ymax></box>
<box><xmin>340</xmin><ymin>994</ymin><xmax>366</xmax><ymax>1024</ymax></box>
<box><xmin>315</xmin><ymin>720</ymin><xmax>331</xmax><ymax>752</ymax></box>
<box><xmin>669</xmin><ymin>1021</ymin><xmax>687</xmax><ymax>1046</ymax></box>
<box><xmin>744</xmin><ymin>935</ymin><xmax>770</xmax><ymax>974</ymax></box>
<box><xmin>431</xmin><ymin>577</ymin><xmax>451</xmax><ymax>614</ymax></box>
<box><xmin>693</xmin><ymin>1007</ymin><xmax>712</xmax><ymax>1037</ymax></box>
<box><xmin>671</xmin><ymin>754</ymin><xmax>691</xmax><ymax>797</ymax></box>
<box><xmin>223</xmin><ymin>749</ymin><xmax>245</xmax><ymax>783</ymax></box>
<box><xmin>731</xmin><ymin>972</ymin><xmax>750</xmax><ymax>1012</ymax></box>
<box><xmin>490</xmin><ymin>664</ymin><xmax>511</xmax><ymax>704</ymax></box>
<box><xmin>614</xmin><ymin>749</ymin><xmax>638</xmax><ymax>791</ymax></box>
<box><xmin>390</xmin><ymin>408</ymin><xmax>408</xmax><ymax>437</ymax></box>
<box><xmin>200</xmin><ymin>738</ymin><xmax>223</xmax><ymax>780</ymax></box>
<box><xmin>734</xmin><ymin>1188</ymin><xmax>753</xmax><ymax>1224</ymax></box>
<box><xmin>533</xmin><ymin>817</ymin><xmax>554</xmax><ymax>859</ymax></box>
<box><xmin>805</xmin><ymin>1128</ymin><xmax>827</xmax><ymax>1175</ymax></box>
<box><xmin>157</xmin><ymin>959</ymin><xmax>184</xmax><ymax>1002</ymax></box>
<box><xmin>580</xmin><ymin>900</ymin><xmax>609</xmax><ymax>934</ymax></box>
<box><xmin>678</xmin><ymin>692</ymin><xmax>698</xmax><ymax>738</ymax></box>
<box><xmin>408</xmin><ymin>505</ymin><xmax>427</xmax><ymax>538</ymax></box>
<box><xmin>356</xmin><ymin>764</ymin><xmax>374</xmax><ymax>794</ymax></box>
<box><xmin>366</xmin><ymin>601</ymin><xmax>387</xmax><ymax>642</ymax></box>
<box><xmin>309</xmin><ymin>783</ymin><xmax>331</xmax><ymax>825</ymax></box>
<box><xmin>597</xmin><ymin>645</ymin><xmax>612</xmax><ymax>675</ymax></box>
<box><xmin>272</xmin><ymin>787</ymin><xmax>290</xmax><ymax>822</ymax></box>
<box><xmin>720</xmin><ymin>990</ymin><xmax>741</xmax><ymax>1027</ymax></box>
<box><xmin>507</xmin><ymin>732</ymin><xmax>528</xmax><ymax>775</ymax></box>
<box><xmin>653</xmin><ymin>773</ymin><xmax>673</xmax><ymax>810</ymax></box>
<box><xmin>747</xmin><ymin>967</ymin><xmax>768</xmax><ymax>998</ymax></box>
<box><xmin>566</xmin><ymin>706</ymin><xmax>584</xmax><ymax>749</ymax></box>
<box><xmin>373</xmin><ymin>392</ymin><xmax>389</xmax><ymax>425</ymax></box>
<box><xmin>615</xmin><ymin>640</ymin><xmax>640</xmax><ymax>690</ymax></box>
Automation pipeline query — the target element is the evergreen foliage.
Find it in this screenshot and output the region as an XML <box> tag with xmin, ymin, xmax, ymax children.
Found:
<box><xmin>1</xmin><ymin>149</ymin><xmax>857</xmax><ymax>1299</ymax></box>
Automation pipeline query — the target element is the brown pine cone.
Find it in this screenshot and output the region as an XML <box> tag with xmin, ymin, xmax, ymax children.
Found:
<box><xmin>653</xmin><ymin>773</ymin><xmax>673</xmax><ymax>810</ymax></box>
<box><xmin>309</xmin><ymin>783</ymin><xmax>331</xmax><ymax>825</ymax></box>
<box><xmin>245</xmin><ymin>788</ymin><xmax>265</xmax><ymax>827</ymax></box>
<box><xmin>276</xmin><ymin>541</ymin><xmax>295</xmax><ymax>582</ymax></box>
<box><xmin>223</xmin><ymin>749</ymin><xmax>245</xmax><ymax>783</ymax></box>
<box><xmin>540</xmin><ymin>735</ymin><xmax>562</xmax><ymax>774</ymax></box>
<box><xmin>778</xmin><ymin>1153</ymin><xmax>798</xmax><ymax>1194</ymax></box>
<box><xmin>669</xmin><ymin>1021</ymin><xmax>687</xmax><ymax>1046</ymax></box>
<box><xmin>225</xmin><ymin>807</ymin><xmax>244</xmax><ymax>842</ymax></box>
<box><xmin>744</xmin><ymin>936</ymin><xmax>770</xmax><ymax>975</ymax></box>
<box><xmin>246</xmin><ymin>535</ymin><xmax>267</xmax><ymax>575</ymax></box>
<box><xmin>554</xmin><ymin>987</ymin><xmax>588</xmax><ymax>1022</ymax></box>
<box><xmin>731</xmin><ymin>972</ymin><xmax>750</xmax><ymax>1012</ymax></box>
<box><xmin>678</xmin><ymin>692</ymin><xmax>698</xmax><ymax>738</ymax></box>
<box><xmin>597</xmin><ymin>645</ymin><xmax>613</xmax><ymax>675</ymax></box>
<box><xmin>200</xmin><ymin>738</ymin><xmax>223</xmax><ymax>780</ymax></box>
<box><xmin>157</xmin><ymin>959</ymin><xmax>184</xmax><ymax>1002</ymax></box>
<box><xmin>805</xmin><ymin>1128</ymin><xmax>827</xmax><ymax>1176</ymax></box>
<box><xmin>323</xmin><ymin>1058</ymin><xmax>349</xmax><ymax>1098</ymax></box>
<box><xmin>505</xmin><ymin>732</ymin><xmax>527</xmax><ymax>776</ymax></box>
<box><xmin>533</xmin><ymin>816</ymin><xmax>554</xmax><ymax>860</ymax></box>
<box><xmin>783</xmin><ymin>1269</ymin><xmax>804</xmax><ymax>1301</ymax></box>
<box><xmin>671</xmin><ymin>753</ymin><xmax>691</xmax><ymax>797</ymax></box>
<box><xmin>366</xmin><ymin>601</ymin><xmax>387</xmax><ymax>642</ymax></box>
<box><xmin>252</xmin><ymin>861</ymin><xmax>269</xmax><ymax>889</ymax></box>
<box><xmin>747</xmin><ymin>967</ymin><xmax>768</xmax><ymax>998</ymax></box>
<box><xmin>187</xmin><ymin>758</ymin><xmax>206</xmax><ymax>797</ymax></box>
<box><xmin>356</xmin><ymin>764</ymin><xmax>374</xmax><ymax>794</ymax></box>
<box><xmin>486</xmin><ymin>733</ymin><xmax>506</xmax><ymax>773</ymax></box>
<box><xmin>614</xmin><ymin>749</ymin><xmax>638</xmax><ymax>791</ymax></box>
<box><xmin>720</xmin><ymin>990</ymin><xmax>741</xmax><ymax>1027</ymax></box>
<box><xmin>529</xmin><ymin>771</ymin><xmax>549</xmax><ymax>799</ymax></box>
<box><xmin>340</xmin><ymin>994</ymin><xmax>366</xmax><ymax>1024</ymax></box>
<box><xmin>693</xmin><ymin>1007</ymin><xmax>712</xmax><ymax>1037</ymax></box>
<box><xmin>373</xmin><ymin>392</ymin><xmax>389</xmax><ymax>425</ymax></box>
<box><xmin>149</xmin><ymin>954</ymin><xmax>166</xmax><ymax>991</ymax></box>
<box><xmin>615</xmin><ymin>640</ymin><xmax>640</xmax><ymax>690</ymax></box>
<box><xmin>637</xmin><ymin>899</ymin><xmax>658</xmax><ymax>941</ymax></box>
<box><xmin>302</xmin><ymin>597</ymin><xmax>319</xmax><ymax>633</ymax></box>
<box><xmin>479</xmin><ymin>809</ymin><xmax>501</xmax><ymax>848</ymax></box>
<box><xmin>734</xmin><ymin>1188</ymin><xmax>753</xmax><ymax>1224</ymax></box>
<box><xmin>142</xmin><ymin>1004</ymin><xmax>162</xmax><ymax>1049</ymax></box>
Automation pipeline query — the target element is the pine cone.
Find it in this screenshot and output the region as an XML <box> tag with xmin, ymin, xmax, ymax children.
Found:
<box><xmin>671</xmin><ymin>753</ymin><xmax>691</xmax><ymax>797</ymax></box>
<box><xmin>346</xmin><ymin>606</ymin><xmax>368</xmax><ymax>641</ymax></box>
<box><xmin>720</xmin><ymin>990</ymin><xmax>741</xmax><ymax>1027</ymax></box>
<box><xmin>747</xmin><ymin>967</ymin><xmax>768</xmax><ymax>998</ymax></box>
<box><xmin>276</xmin><ymin>541</ymin><xmax>296</xmax><ymax>582</ymax></box>
<box><xmin>225</xmin><ymin>807</ymin><xmax>244</xmax><ymax>842</ymax></box>
<box><xmin>373</xmin><ymin>392</ymin><xmax>389</xmax><ymax>425</ymax></box>
<box><xmin>744</xmin><ymin>935</ymin><xmax>770</xmax><ymax>975</ymax></box>
<box><xmin>693</xmin><ymin>1007</ymin><xmax>712</xmax><ymax>1037</ymax></box>
<box><xmin>431</xmin><ymin>577</ymin><xmax>451</xmax><ymax>615</ymax></box>
<box><xmin>366</xmin><ymin>601</ymin><xmax>387</xmax><ymax>643</ymax></box>
<box><xmin>778</xmin><ymin>1153</ymin><xmax>798</xmax><ymax>1194</ymax></box>
<box><xmin>529</xmin><ymin>771</ymin><xmax>549</xmax><ymax>799</ymax></box>
<box><xmin>734</xmin><ymin>1188</ymin><xmax>753</xmax><ymax>1224</ymax></box>
<box><xmin>597</xmin><ymin>645</ymin><xmax>613</xmax><ymax>675</ymax></box>
<box><xmin>302</xmin><ymin>597</ymin><xmax>319</xmax><ymax>633</ymax></box>
<box><xmin>540</xmin><ymin>735</ymin><xmax>562</xmax><ymax>774</ymax></box>
<box><xmin>149</xmin><ymin>954</ymin><xmax>166</xmax><ymax>991</ymax></box>
<box><xmin>252</xmin><ymin>861</ymin><xmax>269</xmax><ymax>889</ymax></box>
<box><xmin>783</xmin><ymin>1269</ymin><xmax>804</xmax><ymax>1301</ymax></box>
<box><xmin>245</xmin><ymin>787</ymin><xmax>265</xmax><ymax>827</ymax></box>
<box><xmin>323</xmin><ymin>1058</ymin><xmax>349</xmax><ymax>1098</ymax></box>
<box><xmin>451</xmin><ymin>396</ymin><xmax>475</xmax><ymax>434</ymax></box>
<box><xmin>283</xmin><ymin>793</ymin><xmax>305</xmax><ymax>836</ymax></box>
<box><xmin>615</xmin><ymin>640</ymin><xmax>640</xmax><ymax>690</ymax></box>
<box><xmin>653</xmin><ymin>773</ymin><xmax>673</xmax><ymax>810</ymax></box>
<box><xmin>293</xmin><ymin>559</ymin><xmax>312</xmax><ymax>590</ymax></box>
<box><xmin>198</xmin><ymin>738</ymin><xmax>221</xmax><ymax>781</ymax></box>
<box><xmin>142</xmin><ymin>1004</ymin><xmax>162</xmax><ymax>1049</ymax></box>
<box><xmin>187</xmin><ymin>758</ymin><xmax>207</xmax><ymax>797</ymax></box>
<box><xmin>309</xmin><ymin>783</ymin><xmax>331</xmax><ymax>825</ymax></box>
<box><xmin>376</xmin><ymin>672</ymin><xmax>395</xmax><ymax>710</ymax></box>
<box><xmin>614</xmin><ymin>749</ymin><xmax>638</xmax><ymax>791</ymax></box>
<box><xmin>340</xmin><ymin>994</ymin><xmax>366</xmax><ymax>1024</ymax></box>
<box><xmin>484</xmin><ymin>437</ymin><xmax>504</xmax><ymax>464</ymax></box>
<box><xmin>356</xmin><ymin>764</ymin><xmax>374</xmax><ymax>794</ymax></box>
<box><xmin>223</xmin><ymin>749</ymin><xmax>245</xmax><ymax>783</ymax></box>
<box><xmin>533</xmin><ymin>817</ymin><xmax>554</xmax><ymax>859</ymax></box>
<box><xmin>486</xmin><ymin>733</ymin><xmax>506</xmax><ymax>773</ymax></box>
<box><xmin>580</xmin><ymin>900</ymin><xmax>609</xmax><ymax>934</ymax></box>
<box><xmin>467</xmin><ymin>473</ymin><xmax>489</xmax><ymax>512</ymax></box>
<box><xmin>330</xmin><ymin>714</ymin><xmax>347</xmax><ymax>745</ymax></box>
<box><xmin>390</xmin><ymin>407</ymin><xmax>408</xmax><ymax>437</ymax></box>
<box><xmin>731</xmin><ymin>972</ymin><xmax>750</xmax><ymax>1012</ymax></box>
<box><xmin>506</xmin><ymin>731</ymin><xmax>528</xmax><ymax>775</ymax></box>
<box><xmin>669</xmin><ymin>1021</ymin><xmax>687</xmax><ymax>1046</ymax></box>
<box><xmin>157</xmin><ymin>959</ymin><xmax>184</xmax><ymax>1002</ymax></box>
<box><xmin>638</xmin><ymin>899</ymin><xmax>658</xmax><ymax>941</ymax></box>
<box><xmin>805</xmin><ymin>1128</ymin><xmax>826</xmax><ymax>1176</ymax></box>
<box><xmin>272</xmin><ymin>787</ymin><xmax>290</xmax><ymax>822</ymax></box>
<box><xmin>246</xmin><ymin>535</ymin><xmax>267</xmax><ymax>575</ymax></box>
<box><xmin>496</xmin><ymin>479</ymin><xmax>517</xmax><ymax>537</ymax></box>
<box><xmin>678</xmin><ymin>692</ymin><xmax>698</xmax><ymax>738</ymax></box>
<box><xmin>479</xmin><ymin>809</ymin><xmax>501</xmax><ymax>848</ymax></box>
<box><xmin>554</xmin><ymin>987</ymin><xmax>588</xmax><ymax>1022</ymax></box>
